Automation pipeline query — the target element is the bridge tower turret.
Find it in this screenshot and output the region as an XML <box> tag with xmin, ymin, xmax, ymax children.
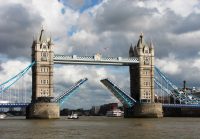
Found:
<box><xmin>26</xmin><ymin>29</ymin><xmax>59</xmax><ymax>119</ymax></box>
<box><xmin>128</xmin><ymin>33</ymin><xmax>163</xmax><ymax>118</ymax></box>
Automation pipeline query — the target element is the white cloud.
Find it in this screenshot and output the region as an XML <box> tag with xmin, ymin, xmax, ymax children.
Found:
<box><xmin>155</xmin><ymin>53</ymin><xmax>181</xmax><ymax>75</ymax></box>
<box><xmin>141</xmin><ymin>0</ymin><xmax>200</xmax><ymax>17</ymax></box>
<box><xmin>0</xmin><ymin>60</ymin><xmax>30</xmax><ymax>83</ymax></box>
<box><xmin>192</xmin><ymin>59</ymin><xmax>200</xmax><ymax>70</ymax></box>
<box><xmin>69</xmin><ymin>30</ymin><xmax>99</xmax><ymax>50</ymax></box>
<box><xmin>164</xmin><ymin>0</ymin><xmax>199</xmax><ymax>17</ymax></box>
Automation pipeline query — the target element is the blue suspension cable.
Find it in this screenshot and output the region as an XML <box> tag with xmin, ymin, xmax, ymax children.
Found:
<box><xmin>0</xmin><ymin>61</ymin><xmax>35</xmax><ymax>94</ymax></box>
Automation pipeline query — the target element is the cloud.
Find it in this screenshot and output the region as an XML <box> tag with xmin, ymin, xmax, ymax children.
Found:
<box><xmin>0</xmin><ymin>2</ymin><xmax>43</xmax><ymax>59</ymax></box>
<box><xmin>155</xmin><ymin>53</ymin><xmax>181</xmax><ymax>75</ymax></box>
<box><xmin>94</xmin><ymin>0</ymin><xmax>158</xmax><ymax>33</ymax></box>
<box><xmin>173</xmin><ymin>13</ymin><xmax>200</xmax><ymax>34</ymax></box>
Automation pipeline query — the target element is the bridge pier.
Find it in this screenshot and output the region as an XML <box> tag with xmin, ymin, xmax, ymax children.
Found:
<box><xmin>128</xmin><ymin>33</ymin><xmax>163</xmax><ymax>118</ymax></box>
<box><xmin>125</xmin><ymin>103</ymin><xmax>163</xmax><ymax>118</ymax></box>
<box><xmin>26</xmin><ymin>103</ymin><xmax>59</xmax><ymax>119</ymax></box>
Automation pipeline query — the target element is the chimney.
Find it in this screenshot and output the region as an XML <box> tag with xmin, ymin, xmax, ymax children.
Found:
<box><xmin>183</xmin><ymin>80</ymin><xmax>186</xmax><ymax>90</ymax></box>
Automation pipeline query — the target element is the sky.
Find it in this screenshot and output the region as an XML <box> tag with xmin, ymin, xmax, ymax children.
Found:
<box><xmin>0</xmin><ymin>0</ymin><xmax>200</xmax><ymax>109</ymax></box>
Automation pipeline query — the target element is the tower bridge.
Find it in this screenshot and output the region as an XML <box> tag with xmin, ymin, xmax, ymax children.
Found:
<box><xmin>3</xmin><ymin>29</ymin><xmax>199</xmax><ymax>118</ymax></box>
<box><xmin>25</xmin><ymin>29</ymin><xmax>163</xmax><ymax>119</ymax></box>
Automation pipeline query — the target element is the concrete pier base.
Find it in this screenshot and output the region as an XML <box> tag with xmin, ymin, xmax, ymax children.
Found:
<box><xmin>125</xmin><ymin>103</ymin><xmax>163</xmax><ymax>118</ymax></box>
<box><xmin>26</xmin><ymin>103</ymin><xmax>60</xmax><ymax>119</ymax></box>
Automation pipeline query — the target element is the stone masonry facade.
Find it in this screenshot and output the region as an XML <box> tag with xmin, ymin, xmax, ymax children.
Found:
<box><xmin>129</xmin><ymin>33</ymin><xmax>155</xmax><ymax>103</ymax></box>
<box><xmin>31</xmin><ymin>29</ymin><xmax>54</xmax><ymax>102</ymax></box>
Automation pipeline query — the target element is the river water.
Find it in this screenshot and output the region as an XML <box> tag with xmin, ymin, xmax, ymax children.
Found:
<box><xmin>0</xmin><ymin>116</ymin><xmax>200</xmax><ymax>139</ymax></box>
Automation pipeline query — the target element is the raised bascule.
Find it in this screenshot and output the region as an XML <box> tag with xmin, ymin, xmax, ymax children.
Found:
<box><xmin>25</xmin><ymin>29</ymin><xmax>163</xmax><ymax>119</ymax></box>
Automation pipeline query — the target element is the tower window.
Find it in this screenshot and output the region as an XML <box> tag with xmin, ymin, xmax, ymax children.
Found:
<box><xmin>144</xmin><ymin>81</ymin><xmax>149</xmax><ymax>86</ymax></box>
<box><xmin>43</xmin><ymin>52</ymin><xmax>47</xmax><ymax>57</ymax></box>
<box><xmin>41</xmin><ymin>52</ymin><xmax>48</xmax><ymax>61</ymax></box>
<box><xmin>144</xmin><ymin>46</ymin><xmax>149</xmax><ymax>53</ymax></box>
<box><xmin>43</xmin><ymin>45</ymin><xmax>46</xmax><ymax>49</ymax></box>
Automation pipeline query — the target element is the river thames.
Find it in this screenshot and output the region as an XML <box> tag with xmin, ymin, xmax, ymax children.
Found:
<box><xmin>0</xmin><ymin>116</ymin><xmax>200</xmax><ymax>139</ymax></box>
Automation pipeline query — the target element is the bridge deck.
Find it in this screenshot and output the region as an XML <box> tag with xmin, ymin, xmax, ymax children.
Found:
<box><xmin>0</xmin><ymin>103</ymin><xmax>29</xmax><ymax>108</ymax></box>
<box><xmin>162</xmin><ymin>104</ymin><xmax>200</xmax><ymax>108</ymax></box>
<box><xmin>1</xmin><ymin>103</ymin><xmax>200</xmax><ymax>109</ymax></box>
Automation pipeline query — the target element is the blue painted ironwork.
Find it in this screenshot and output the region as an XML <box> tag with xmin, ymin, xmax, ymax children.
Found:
<box><xmin>54</xmin><ymin>78</ymin><xmax>88</xmax><ymax>105</ymax></box>
<box><xmin>100</xmin><ymin>78</ymin><xmax>136</xmax><ymax>108</ymax></box>
<box><xmin>154</xmin><ymin>78</ymin><xmax>190</xmax><ymax>103</ymax></box>
<box><xmin>0</xmin><ymin>62</ymin><xmax>35</xmax><ymax>94</ymax></box>
<box><xmin>154</xmin><ymin>67</ymin><xmax>200</xmax><ymax>104</ymax></box>
<box><xmin>54</xmin><ymin>54</ymin><xmax>139</xmax><ymax>66</ymax></box>
<box><xmin>0</xmin><ymin>103</ymin><xmax>29</xmax><ymax>108</ymax></box>
<box><xmin>162</xmin><ymin>104</ymin><xmax>200</xmax><ymax>108</ymax></box>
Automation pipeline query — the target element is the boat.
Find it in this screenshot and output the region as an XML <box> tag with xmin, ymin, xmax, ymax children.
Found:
<box><xmin>106</xmin><ymin>109</ymin><xmax>124</xmax><ymax>117</ymax></box>
<box><xmin>68</xmin><ymin>113</ymin><xmax>79</xmax><ymax>119</ymax></box>
<box><xmin>0</xmin><ymin>113</ymin><xmax>6</xmax><ymax>119</ymax></box>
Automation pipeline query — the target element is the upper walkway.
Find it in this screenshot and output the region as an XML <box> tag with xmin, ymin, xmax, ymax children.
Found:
<box><xmin>54</xmin><ymin>54</ymin><xmax>139</xmax><ymax>66</ymax></box>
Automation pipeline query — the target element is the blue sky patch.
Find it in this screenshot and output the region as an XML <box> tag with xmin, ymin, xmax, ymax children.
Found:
<box><xmin>67</xmin><ymin>25</ymin><xmax>78</xmax><ymax>36</ymax></box>
<box><xmin>58</xmin><ymin>0</ymin><xmax>103</xmax><ymax>13</ymax></box>
<box><xmin>61</xmin><ymin>8</ymin><xmax>65</xmax><ymax>14</ymax></box>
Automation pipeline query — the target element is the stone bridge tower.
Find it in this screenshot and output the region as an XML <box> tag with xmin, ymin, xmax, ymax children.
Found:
<box><xmin>26</xmin><ymin>29</ymin><xmax>60</xmax><ymax>119</ymax></box>
<box><xmin>31</xmin><ymin>29</ymin><xmax>54</xmax><ymax>102</ymax></box>
<box><xmin>128</xmin><ymin>33</ymin><xmax>163</xmax><ymax>118</ymax></box>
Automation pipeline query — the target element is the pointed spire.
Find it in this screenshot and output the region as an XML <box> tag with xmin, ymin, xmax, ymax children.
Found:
<box><xmin>136</xmin><ymin>32</ymin><xmax>145</xmax><ymax>48</ymax></box>
<box><xmin>49</xmin><ymin>37</ymin><xmax>52</xmax><ymax>43</ymax></box>
<box><xmin>140</xmin><ymin>32</ymin><xmax>144</xmax><ymax>44</ymax></box>
<box><xmin>39</xmin><ymin>27</ymin><xmax>44</xmax><ymax>41</ymax></box>
<box><xmin>130</xmin><ymin>43</ymin><xmax>133</xmax><ymax>49</ymax></box>
<box><xmin>149</xmin><ymin>39</ymin><xmax>154</xmax><ymax>49</ymax></box>
<box><xmin>140</xmin><ymin>32</ymin><xmax>143</xmax><ymax>38</ymax></box>
<box><xmin>49</xmin><ymin>32</ymin><xmax>52</xmax><ymax>44</ymax></box>
<box><xmin>129</xmin><ymin>43</ymin><xmax>134</xmax><ymax>57</ymax></box>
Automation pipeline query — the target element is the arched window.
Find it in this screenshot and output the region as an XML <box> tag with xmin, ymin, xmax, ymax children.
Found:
<box><xmin>43</xmin><ymin>44</ymin><xmax>47</xmax><ymax>49</ymax></box>
<box><xmin>143</xmin><ymin>46</ymin><xmax>149</xmax><ymax>53</ymax></box>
